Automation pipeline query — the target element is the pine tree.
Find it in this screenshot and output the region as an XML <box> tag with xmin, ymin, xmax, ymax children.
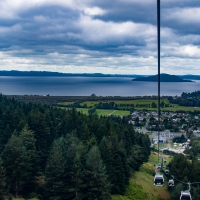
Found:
<box><xmin>169</xmin><ymin>154</ymin><xmax>191</xmax><ymax>180</ymax></box>
<box><xmin>28</xmin><ymin>109</ymin><xmax>51</xmax><ymax>170</ymax></box>
<box><xmin>2</xmin><ymin>135</ymin><xmax>29</xmax><ymax>197</ymax></box>
<box><xmin>45</xmin><ymin>135</ymin><xmax>86</xmax><ymax>200</ymax></box>
<box><xmin>95</xmin><ymin>124</ymin><xmax>109</xmax><ymax>143</ymax></box>
<box><xmin>99</xmin><ymin>137</ymin><xmax>113</xmax><ymax>184</ymax></box>
<box><xmin>0</xmin><ymin>159</ymin><xmax>6</xmax><ymax>200</ymax></box>
<box><xmin>45</xmin><ymin>137</ymin><xmax>67</xmax><ymax>200</ymax></box>
<box><xmin>191</xmin><ymin>159</ymin><xmax>200</xmax><ymax>182</ymax></box>
<box><xmin>81</xmin><ymin>124</ymin><xmax>91</xmax><ymax>145</ymax></box>
<box><xmin>80</xmin><ymin>145</ymin><xmax>111</xmax><ymax>200</ymax></box>
<box><xmin>64</xmin><ymin>135</ymin><xmax>86</xmax><ymax>199</ymax></box>
<box><xmin>170</xmin><ymin>183</ymin><xmax>183</xmax><ymax>200</ymax></box>
<box><xmin>0</xmin><ymin>124</ymin><xmax>12</xmax><ymax>153</ymax></box>
<box><xmin>107</xmin><ymin>134</ymin><xmax>130</xmax><ymax>194</ymax></box>
<box><xmin>19</xmin><ymin>127</ymin><xmax>39</xmax><ymax>183</ymax></box>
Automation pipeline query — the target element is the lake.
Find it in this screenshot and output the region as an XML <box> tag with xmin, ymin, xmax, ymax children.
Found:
<box><xmin>0</xmin><ymin>76</ymin><xmax>199</xmax><ymax>96</ymax></box>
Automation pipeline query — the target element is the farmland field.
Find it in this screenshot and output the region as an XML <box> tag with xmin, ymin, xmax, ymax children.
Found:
<box><xmin>58</xmin><ymin>97</ymin><xmax>200</xmax><ymax>112</ymax></box>
<box><xmin>59</xmin><ymin>98</ymin><xmax>165</xmax><ymax>107</ymax></box>
<box><xmin>113</xmin><ymin>110</ymin><xmax>130</xmax><ymax>116</ymax></box>
<box><xmin>75</xmin><ymin>108</ymin><xmax>130</xmax><ymax>116</ymax></box>
<box><xmin>75</xmin><ymin>108</ymin><xmax>88</xmax><ymax>114</ymax></box>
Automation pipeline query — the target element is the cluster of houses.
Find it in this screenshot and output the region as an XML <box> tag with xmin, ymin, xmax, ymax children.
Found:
<box><xmin>129</xmin><ymin>110</ymin><xmax>200</xmax><ymax>135</ymax></box>
<box><xmin>128</xmin><ymin>110</ymin><xmax>199</xmax><ymax>154</ymax></box>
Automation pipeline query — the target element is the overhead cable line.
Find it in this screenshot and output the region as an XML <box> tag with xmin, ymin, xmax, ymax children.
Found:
<box><xmin>157</xmin><ymin>0</ymin><xmax>161</xmax><ymax>165</ymax></box>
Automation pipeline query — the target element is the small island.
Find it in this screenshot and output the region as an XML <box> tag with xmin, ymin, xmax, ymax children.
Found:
<box><xmin>132</xmin><ymin>73</ymin><xmax>193</xmax><ymax>82</ymax></box>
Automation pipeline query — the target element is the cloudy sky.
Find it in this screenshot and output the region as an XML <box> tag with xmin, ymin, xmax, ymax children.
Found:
<box><xmin>0</xmin><ymin>0</ymin><xmax>200</xmax><ymax>75</ymax></box>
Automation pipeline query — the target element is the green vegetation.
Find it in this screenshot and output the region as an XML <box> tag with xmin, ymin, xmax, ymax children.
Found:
<box><xmin>0</xmin><ymin>94</ymin><xmax>150</xmax><ymax>199</ymax></box>
<box><xmin>184</xmin><ymin>137</ymin><xmax>200</xmax><ymax>157</ymax></box>
<box><xmin>169</xmin><ymin>91</ymin><xmax>200</xmax><ymax>107</ymax></box>
<box><xmin>58</xmin><ymin>97</ymin><xmax>200</xmax><ymax>112</ymax></box>
<box><xmin>161</xmin><ymin>106</ymin><xmax>200</xmax><ymax>112</ymax></box>
<box><xmin>10</xmin><ymin>95</ymin><xmax>200</xmax><ymax>112</ymax></box>
<box><xmin>112</xmin><ymin>180</ymin><xmax>147</xmax><ymax>200</ymax></box>
<box><xmin>58</xmin><ymin>101</ymin><xmax>75</xmax><ymax>105</ymax></box>
<box><xmin>113</xmin><ymin>110</ymin><xmax>130</xmax><ymax>116</ymax></box>
<box><xmin>3</xmin><ymin>94</ymin><xmax>200</xmax><ymax>200</ymax></box>
<box><xmin>96</xmin><ymin>109</ymin><xmax>115</xmax><ymax>116</ymax></box>
<box><xmin>133</xmin><ymin>170</ymin><xmax>170</xmax><ymax>200</ymax></box>
<box><xmin>76</xmin><ymin>108</ymin><xmax>89</xmax><ymax>114</ymax></box>
<box><xmin>112</xmin><ymin>152</ymin><xmax>171</xmax><ymax>200</ymax></box>
<box><xmin>75</xmin><ymin>108</ymin><xmax>130</xmax><ymax>116</ymax></box>
<box><xmin>168</xmin><ymin>154</ymin><xmax>200</xmax><ymax>199</ymax></box>
<box><xmin>76</xmin><ymin>108</ymin><xmax>115</xmax><ymax>116</ymax></box>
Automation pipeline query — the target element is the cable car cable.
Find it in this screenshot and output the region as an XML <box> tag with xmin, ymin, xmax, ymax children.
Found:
<box><xmin>173</xmin><ymin>177</ymin><xmax>188</xmax><ymax>185</ymax></box>
<box><xmin>157</xmin><ymin>0</ymin><xmax>161</xmax><ymax>165</ymax></box>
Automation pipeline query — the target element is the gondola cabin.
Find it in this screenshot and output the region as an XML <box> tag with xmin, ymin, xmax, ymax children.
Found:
<box><xmin>154</xmin><ymin>174</ymin><xmax>164</xmax><ymax>186</ymax></box>
<box><xmin>168</xmin><ymin>179</ymin><xmax>174</xmax><ymax>187</ymax></box>
<box><xmin>180</xmin><ymin>191</ymin><xmax>192</xmax><ymax>200</ymax></box>
<box><xmin>165</xmin><ymin>169</ymin><xmax>169</xmax><ymax>175</ymax></box>
<box><xmin>157</xmin><ymin>163</ymin><xmax>161</xmax><ymax>170</ymax></box>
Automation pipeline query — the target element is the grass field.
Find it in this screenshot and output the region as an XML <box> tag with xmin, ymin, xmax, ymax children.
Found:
<box><xmin>112</xmin><ymin>152</ymin><xmax>171</xmax><ymax>200</ymax></box>
<box><xmin>133</xmin><ymin>170</ymin><xmax>170</xmax><ymax>200</ymax></box>
<box><xmin>76</xmin><ymin>108</ymin><xmax>90</xmax><ymax>114</ymax></box>
<box><xmin>76</xmin><ymin>108</ymin><xmax>130</xmax><ymax>116</ymax></box>
<box><xmin>161</xmin><ymin>106</ymin><xmax>200</xmax><ymax>112</ymax></box>
<box><xmin>59</xmin><ymin>99</ymin><xmax>165</xmax><ymax>107</ymax></box>
<box><xmin>112</xmin><ymin>179</ymin><xmax>147</xmax><ymax>200</ymax></box>
<box><xmin>111</xmin><ymin>110</ymin><xmax>130</xmax><ymax>116</ymax></box>
<box><xmin>58</xmin><ymin>98</ymin><xmax>200</xmax><ymax>112</ymax></box>
<box><xmin>57</xmin><ymin>101</ymin><xmax>75</xmax><ymax>105</ymax></box>
<box><xmin>96</xmin><ymin>109</ymin><xmax>115</xmax><ymax>116</ymax></box>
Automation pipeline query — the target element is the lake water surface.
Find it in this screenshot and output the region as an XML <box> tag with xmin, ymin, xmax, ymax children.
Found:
<box><xmin>0</xmin><ymin>76</ymin><xmax>199</xmax><ymax>96</ymax></box>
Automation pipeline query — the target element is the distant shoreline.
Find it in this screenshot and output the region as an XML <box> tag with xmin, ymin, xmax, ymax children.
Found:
<box><xmin>1</xmin><ymin>70</ymin><xmax>200</xmax><ymax>80</ymax></box>
<box><xmin>0</xmin><ymin>70</ymin><xmax>141</xmax><ymax>78</ymax></box>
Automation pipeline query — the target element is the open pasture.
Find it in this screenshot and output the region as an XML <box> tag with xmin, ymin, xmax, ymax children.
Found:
<box><xmin>58</xmin><ymin>97</ymin><xmax>200</xmax><ymax>112</ymax></box>
<box><xmin>76</xmin><ymin>108</ymin><xmax>130</xmax><ymax>116</ymax></box>
<box><xmin>80</xmin><ymin>98</ymin><xmax>168</xmax><ymax>107</ymax></box>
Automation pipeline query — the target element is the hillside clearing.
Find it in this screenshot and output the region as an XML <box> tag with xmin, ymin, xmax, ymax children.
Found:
<box><xmin>112</xmin><ymin>153</ymin><xmax>171</xmax><ymax>200</ymax></box>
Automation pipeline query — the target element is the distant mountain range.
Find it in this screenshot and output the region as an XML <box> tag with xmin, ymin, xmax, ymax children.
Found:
<box><xmin>0</xmin><ymin>71</ymin><xmax>199</xmax><ymax>80</ymax></box>
<box><xmin>0</xmin><ymin>70</ymin><xmax>142</xmax><ymax>78</ymax></box>
<box><xmin>132</xmin><ymin>74</ymin><xmax>193</xmax><ymax>82</ymax></box>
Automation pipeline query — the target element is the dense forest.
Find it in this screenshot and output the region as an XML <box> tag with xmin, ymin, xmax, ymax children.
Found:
<box><xmin>0</xmin><ymin>94</ymin><xmax>150</xmax><ymax>199</ymax></box>
<box><xmin>169</xmin><ymin>91</ymin><xmax>200</xmax><ymax>107</ymax></box>
<box><xmin>168</xmin><ymin>154</ymin><xmax>200</xmax><ymax>200</ymax></box>
<box><xmin>184</xmin><ymin>137</ymin><xmax>200</xmax><ymax>157</ymax></box>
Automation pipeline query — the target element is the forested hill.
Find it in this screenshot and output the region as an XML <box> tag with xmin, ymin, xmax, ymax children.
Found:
<box><xmin>0</xmin><ymin>94</ymin><xmax>150</xmax><ymax>199</ymax></box>
<box><xmin>0</xmin><ymin>70</ymin><xmax>142</xmax><ymax>78</ymax></box>
<box><xmin>132</xmin><ymin>73</ymin><xmax>193</xmax><ymax>82</ymax></box>
<box><xmin>168</xmin><ymin>90</ymin><xmax>200</xmax><ymax>107</ymax></box>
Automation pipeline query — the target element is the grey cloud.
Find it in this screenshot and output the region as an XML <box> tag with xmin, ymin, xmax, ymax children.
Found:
<box><xmin>92</xmin><ymin>1</ymin><xmax>157</xmax><ymax>25</ymax></box>
<box><xmin>0</xmin><ymin>0</ymin><xmax>200</xmax><ymax>74</ymax></box>
<box><xmin>0</xmin><ymin>4</ymin><xmax>149</xmax><ymax>57</ymax></box>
